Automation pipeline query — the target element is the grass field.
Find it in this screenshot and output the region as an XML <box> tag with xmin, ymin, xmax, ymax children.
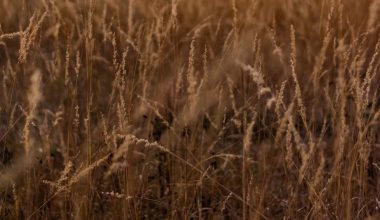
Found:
<box><xmin>1</xmin><ymin>0</ymin><xmax>380</xmax><ymax>219</ymax></box>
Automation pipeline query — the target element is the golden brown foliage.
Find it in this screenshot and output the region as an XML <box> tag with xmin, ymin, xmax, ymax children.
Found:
<box><xmin>1</xmin><ymin>0</ymin><xmax>380</xmax><ymax>219</ymax></box>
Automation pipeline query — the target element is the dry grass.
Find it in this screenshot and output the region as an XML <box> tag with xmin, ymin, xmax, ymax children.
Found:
<box><xmin>1</xmin><ymin>0</ymin><xmax>380</xmax><ymax>219</ymax></box>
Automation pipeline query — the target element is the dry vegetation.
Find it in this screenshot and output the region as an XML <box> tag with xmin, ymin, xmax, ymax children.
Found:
<box><xmin>1</xmin><ymin>0</ymin><xmax>380</xmax><ymax>219</ymax></box>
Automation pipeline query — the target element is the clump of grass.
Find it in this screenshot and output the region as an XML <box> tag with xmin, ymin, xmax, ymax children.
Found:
<box><xmin>1</xmin><ymin>0</ymin><xmax>380</xmax><ymax>219</ymax></box>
